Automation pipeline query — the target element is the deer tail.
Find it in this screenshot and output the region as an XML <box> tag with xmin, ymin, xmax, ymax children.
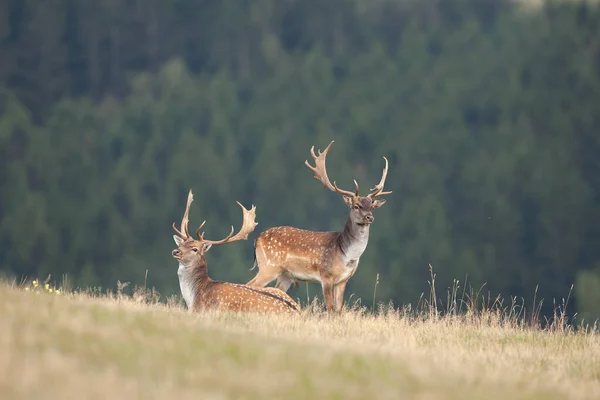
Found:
<box><xmin>250</xmin><ymin>239</ymin><xmax>258</xmax><ymax>271</ymax></box>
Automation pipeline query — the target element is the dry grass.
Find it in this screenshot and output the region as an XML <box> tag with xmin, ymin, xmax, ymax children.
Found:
<box><xmin>0</xmin><ymin>280</ymin><xmax>599</xmax><ymax>400</ymax></box>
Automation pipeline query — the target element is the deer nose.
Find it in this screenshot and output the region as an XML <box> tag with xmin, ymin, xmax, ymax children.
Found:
<box><xmin>172</xmin><ymin>249</ymin><xmax>181</xmax><ymax>257</ymax></box>
<box><xmin>365</xmin><ymin>214</ymin><xmax>374</xmax><ymax>223</ymax></box>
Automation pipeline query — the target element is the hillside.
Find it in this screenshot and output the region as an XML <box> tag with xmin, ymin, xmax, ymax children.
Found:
<box><xmin>0</xmin><ymin>283</ymin><xmax>598</xmax><ymax>399</ymax></box>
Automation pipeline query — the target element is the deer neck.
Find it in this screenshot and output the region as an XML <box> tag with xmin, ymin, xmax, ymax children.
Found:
<box><xmin>177</xmin><ymin>259</ymin><xmax>211</xmax><ymax>309</ymax></box>
<box><xmin>337</xmin><ymin>217</ymin><xmax>370</xmax><ymax>263</ymax></box>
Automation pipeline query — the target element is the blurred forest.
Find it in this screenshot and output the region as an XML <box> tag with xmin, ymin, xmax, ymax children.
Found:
<box><xmin>1</xmin><ymin>0</ymin><xmax>600</xmax><ymax>320</ymax></box>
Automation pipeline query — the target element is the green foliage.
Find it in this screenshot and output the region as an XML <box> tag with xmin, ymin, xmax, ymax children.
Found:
<box><xmin>1</xmin><ymin>0</ymin><xmax>599</xmax><ymax>317</ymax></box>
<box><xmin>575</xmin><ymin>269</ymin><xmax>600</xmax><ymax>323</ymax></box>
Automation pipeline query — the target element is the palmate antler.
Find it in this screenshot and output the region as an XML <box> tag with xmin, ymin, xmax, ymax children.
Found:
<box><xmin>172</xmin><ymin>190</ymin><xmax>194</xmax><ymax>239</ymax></box>
<box><xmin>367</xmin><ymin>156</ymin><xmax>392</xmax><ymax>199</ymax></box>
<box><xmin>172</xmin><ymin>190</ymin><xmax>258</xmax><ymax>246</ymax></box>
<box><xmin>305</xmin><ymin>141</ymin><xmax>392</xmax><ymax>199</ymax></box>
<box><xmin>305</xmin><ymin>141</ymin><xmax>358</xmax><ymax>198</ymax></box>
<box><xmin>198</xmin><ymin>201</ymin><xmax>258</xmax><ymax>246</ymax></box>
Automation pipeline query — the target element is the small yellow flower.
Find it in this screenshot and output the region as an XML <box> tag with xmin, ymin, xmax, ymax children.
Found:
<box><xmin>32</xmin><ymin>280</ymin><xmax>38</xmax><ymax>287</ymax></box>
<box><xmin>25</xmin><ymin>287</ymin><xmax>29</xmax><ymax>291</ymax></box>
<box><xmin>45</xmin><ymin>283</ymin><xmax>50</xmax><ymax>290</ymax></box>
<box><xmin>55</xmin><ymin>290</ymin><xmax>60</xmax><ymax>295</ymax></box>
<box><xmin>49</xmin><ymin>288</ymin><xmax>53</xmax><ymax>293</ymax></box>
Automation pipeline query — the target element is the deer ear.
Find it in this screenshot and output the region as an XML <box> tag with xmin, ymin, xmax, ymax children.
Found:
<box><xmin>372</xmin><ymin>199</ymin><xmax>386</xmax><ymax>209</ymax></box>
<box><xmin>173</xmin><ymin>235</ymin><xmax>185</xmax><ymax>247</ymax></box>
<box><xmin>343</xmin><ymin>196</ymin><xmax>354</xmax><ymax>208</ymax></box>
<box><xmin>201</xmin><ymin>243</ymin><xmax>213</xmax><ymax>254</ymax></box>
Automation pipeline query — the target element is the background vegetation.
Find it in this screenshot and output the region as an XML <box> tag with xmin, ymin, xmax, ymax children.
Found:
<box><xmin>1</xmin><ymin>0</ymin><xmax>600</xmax><ymax>319</ymax></box>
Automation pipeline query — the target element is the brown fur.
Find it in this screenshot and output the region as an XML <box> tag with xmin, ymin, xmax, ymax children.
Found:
<box><xmin>175</xmin><ymin>245</ymin><xmax>300</xmax><ymax>315</ymax></box>
<box><xmin>247</xmin><ymin>141</ymin><xmax>391</xmax><ymax>314</ymax></box>
<box><xmin>172</xmin><ymin>190</ymin><xmax>300</xmax><ymax>316</ymax></box>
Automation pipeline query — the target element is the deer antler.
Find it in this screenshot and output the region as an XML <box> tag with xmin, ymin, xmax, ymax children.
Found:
<box><xmin>367</xmin><ymin>157</ymin><xmax>392</xmax><ymax>199</ymax></box>
<box><xmin>173</xmin><ymin>189</ymin><xmax>194</xmax><ymax>239</ymax></box>
<box><xmin>199</xmin><ymin>202</ymin><xmax>258</xmax><ymax>246</ymax></box>
<box><xmin>305</xmin><ymin>141</ymin><xmax>358</xmax><ymax>198</ymax></box>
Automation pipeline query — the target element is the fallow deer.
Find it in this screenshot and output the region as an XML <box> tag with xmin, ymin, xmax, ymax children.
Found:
<box><xmin>171</xmin><ymin>189</ymin><xmax>300</xmax><ymax>315</ymax></box>
<box><xmin>247</xmin><ymin>141</ymin><xmax>391</xmax><ymax>313</ymax></box>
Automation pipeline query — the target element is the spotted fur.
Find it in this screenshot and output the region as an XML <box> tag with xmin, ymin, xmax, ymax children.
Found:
<box><xmin>172</xmin><ymin>190</ymin><xmax>301</xmax><ymax>316</ymax></box>
<box><xmin>246</xmin><ymin>141</ymin><xmax>390</xmax><ymax>314</ymax></box>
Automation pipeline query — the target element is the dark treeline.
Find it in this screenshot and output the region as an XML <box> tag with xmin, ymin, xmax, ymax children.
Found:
<box><xmin>1</xmin><ymin>0</ymin><xmax>600</xmax><ymax>320</ymax></box>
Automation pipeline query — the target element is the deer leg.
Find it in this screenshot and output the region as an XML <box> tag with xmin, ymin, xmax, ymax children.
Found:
<box><xmin>333</xmin><ymin>280</ymin><xmax>348</xmax><ymax>313</ymax></box>
<box><xmin>321</xmin><ymin>281</ymin><xmax>335</xmax><ymax>313</ymax></box>
<box><xmin>247</xmin><ymin>271</ymin><xmax>278</xmax><ymax>287</ymax></box>
<box><xmin>274</xmin><ymin>275</ymin><xmax>293</xmax><ymax>292</ymax></box>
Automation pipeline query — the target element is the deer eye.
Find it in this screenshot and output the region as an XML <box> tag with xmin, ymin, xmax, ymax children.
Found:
<box><xmin>192</xmin><ymin>247</ymin><xmax>198</xmax><ymax>253</ymax></box>
<box><xmin>353</xmin><ymin>205</ymin><xmax>360</xmax><ymax>210</ymax></box>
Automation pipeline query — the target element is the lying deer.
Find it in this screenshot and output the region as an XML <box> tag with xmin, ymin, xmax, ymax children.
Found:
<box><xmin>247</xmin><ymin>141</ymin><xmax>391</xmax><ymax>313</ymax></box>
<box><xmin>171</xmin><ymin>189</ymin><xmax>300</xmax><ymax>315</ymax></box>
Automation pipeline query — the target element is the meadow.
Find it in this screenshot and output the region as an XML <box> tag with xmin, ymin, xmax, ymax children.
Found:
<box><xmin>0</xmin><ymin>279</ymin><xmax>598</xmax><ymax>400</ymax></box>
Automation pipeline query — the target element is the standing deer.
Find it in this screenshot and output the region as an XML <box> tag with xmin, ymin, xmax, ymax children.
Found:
<box><xmin>247</xmin><ymin>141</ymin><xmax>391</xmax><ymax>313</ymax></box>
<box><xmin>171</xmin><ymin>189</ymin><xmax>300</xmax><ymax>315</ymax></box>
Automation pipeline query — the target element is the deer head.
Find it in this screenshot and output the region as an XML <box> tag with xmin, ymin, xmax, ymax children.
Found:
<box><xmin>172</xmin><ymin>190</ymin><xmax>258</xmax><ymax>267</ymax></box>
<box><xmin>305</xmin><ymin>140</ymin><xmax>391</xmax><ymax>226</ymax></box>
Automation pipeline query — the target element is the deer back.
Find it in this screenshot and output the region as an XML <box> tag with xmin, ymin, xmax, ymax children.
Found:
<box><xmin>255</xmin><ymin>227</ymin><xmax>340</xmax><ymax>270</ymax></box>
<box><xmin>197</xmin><ymin>281</ymin><xmax>300</xmax><ymax>315</ymax></box>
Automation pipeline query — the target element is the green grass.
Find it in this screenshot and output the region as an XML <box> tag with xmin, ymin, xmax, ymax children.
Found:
<box><xmin>0</xmin><ymin>283</ymin><xmax>598</xmax><ymax>399</ymax></box>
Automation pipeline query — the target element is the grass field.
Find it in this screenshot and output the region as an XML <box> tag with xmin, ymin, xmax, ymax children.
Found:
<box><xmin>0</xmin><ymin>281</ymin><xmax>599</xmax><ymax>400</ymax></box>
